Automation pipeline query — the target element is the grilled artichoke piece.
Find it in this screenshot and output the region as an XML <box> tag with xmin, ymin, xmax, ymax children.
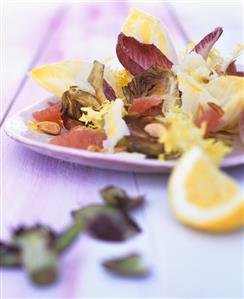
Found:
<box><xmin>61</xmin><ymin>86</ymin><xmax>100</xmax><ymax>120</ymax></box>
<box><xmin>125</xmin><ymin>136</ymin><xmax>164</xmax><ymax>157</ymax></box>
<box><xmin>88</xmin><ymin>60</ymin><xmax>108</xmax><ymax>104</ymax></box>
<box><xmin>13</xmin><ymin>225</ymin><xmax>59</xmax><ymax>286</ymax></box>
<box><xmin>123</xmin><ymin>65</ymin><xmax>180</xmax><ymax>106</ymax></box>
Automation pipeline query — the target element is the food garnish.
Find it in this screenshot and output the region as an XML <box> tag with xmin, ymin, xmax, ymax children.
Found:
<box><xmin>102</xmin><ymin>253</ymin><xmax>150</xmax><ymax>277</ymax></box>
<box><xmin>100</xmin><ymin>185</ymin><xmax>145</xmax><ymax>210</ymax></box>
<box><xmin>36</xmin><ymin>121</ymin><xmax>61</xmax><ymax>135</ymax></box>
<box><xmin>32</xmin><ymin>102</ymin><xmax>62</xmax><ymax>125</ymax></box>
<box><xmin>1</xmin><ymin>186</ymin><xmax>145</xmax><ymax>285</ymax></box>
<box><xmin>191</xmin><ymin>27</ymin><xmax>223</xmax><ymax>59</ymax></box>
<box><xmin>168</xmin><ymin>146</ymin><xmax>244</xmax><ymax>232</ymax></box>
<box><xmin>116</xmin><ymin>32</ymin><xmax>173</xmax><ymax>76</ymax></box>
<box><xmin>159</xmin><ymin>109</ymin><xmax>231</xmax><ymax>164</ymax></box>
<box><xmin>49</xmin><ymin>127</ymin><xmax>106</xmax><ymax>150</ymax></box>
<box><xmin>122</xmin><ymin>65</ymin><xmax>178</xmax><ymax>104</ymax></box>
<box><xmin>121</xmin><ymin>9</ymin><xmax>178</xmax><ymax>63</ymax></box>
<box><xmin>72</xmin><ymin>204</ymin><xmax>141</xmax><ymax>242</ymax></box>
<box><xmin>0</xmin><ymin>241</ymin><xmax>21</xmax><ymax>267</ymax></box>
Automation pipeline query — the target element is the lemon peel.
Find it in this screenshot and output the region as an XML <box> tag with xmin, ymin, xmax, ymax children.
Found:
<box><xmin>168</xmin><ymin>146</ymin><xmax>244</xmax><ymax>232</ymax></box>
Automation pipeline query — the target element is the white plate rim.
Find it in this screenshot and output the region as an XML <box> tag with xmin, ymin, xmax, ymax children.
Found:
<box><xmin>4</xmin><ymin>98</ymin><xmax>244</xmax><ymax>173</ymax></box>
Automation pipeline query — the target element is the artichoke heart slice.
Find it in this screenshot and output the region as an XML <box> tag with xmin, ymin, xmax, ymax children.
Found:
<box><xmin>88</xmin><ymin>60</ymin><xmax>108</xmax><ymax>104</ymax></box>
<box><xmin>61</xmin><ymin>86</ymin><xmax>100</xmax><ymax>120</ymax></box>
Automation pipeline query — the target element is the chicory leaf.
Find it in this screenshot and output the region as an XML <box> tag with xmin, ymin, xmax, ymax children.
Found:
<box><xmin>103</xmin><ymin>79</ymin><xmax>117</xmax><ymax>101</ymax></box>
<box><xmin>116</xmin><ymin>33</ymin><xmax>173</xmax><ymax>76</ymax></box>
<box><xmin>192</xmin><ymin>27</ymin><xmax>223</xmax><ymax>59</ymax></box>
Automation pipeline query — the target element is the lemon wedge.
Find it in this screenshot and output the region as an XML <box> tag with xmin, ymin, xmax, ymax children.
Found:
<box><xmin>168</xmin><ymin>146</ymin><xmax>244</xmax><ymax>232</ymax></box>
<box><xmin>122</xmin><ymin>8</ymin><xmax>178</xmax><ymax>63</ymax></box>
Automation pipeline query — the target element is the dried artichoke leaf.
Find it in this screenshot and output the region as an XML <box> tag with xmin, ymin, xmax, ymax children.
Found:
<box><xmin>100</xmin><ymin>186</ymin><xmax>145</xmax><ymax>210</ymax></box>
<box><xmin>72</xmin><ymin>204</ymin><xmax>141</xmax><ymax>242</ymax></box>
<box><xmin>88</xmin><ymin>60</ymin><xmax>108</xmax><ymax>104</ymax></box>
<box><xmin>13</xmin><ymin>225</ymin><xmax>59</xmax><ymax>286</ymax></box>
<box><xmin>123</xmin><ymin>65</ymin><xmax>179</xmax><ymax>104</ymax></box>
<box><xmin>124</xmin><ymin>114</ymin><xmax>164</xmax><ymax>138</ymax></box>
<box><xmin>0</xmin><ymin>241</ymin><xmax>21</xmax><ymax>268</ymax></box>
<box><xmin>125</xmin><ymin>136</ymin><xmax>164</xmax><ymax>157</ymax></box>
<box><xmin>102</xmin><ymin>253</ymin><xmax>150</xmax><ymax>277</ymax></box>
<box><xmin>56</xmin><ymin>223</ymin><xmax>82</xmax><ymax>254</ymax></box>
<box><xmin>61</xmin><ymin>86</ymin><xmax>100</xmax><ymax>120</ymax></box>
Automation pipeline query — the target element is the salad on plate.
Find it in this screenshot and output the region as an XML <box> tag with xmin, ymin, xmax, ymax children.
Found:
<box><xmin>28</xmin><ymin>9</ymin><xmax>244</xmax><ymax>165</ymax></box>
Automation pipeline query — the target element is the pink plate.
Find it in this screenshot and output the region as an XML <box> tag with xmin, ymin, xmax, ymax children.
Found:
<box><xmin>4</xmin><ymin>97</ymin><xmax>244</xmax><ymax>173</ymax></box>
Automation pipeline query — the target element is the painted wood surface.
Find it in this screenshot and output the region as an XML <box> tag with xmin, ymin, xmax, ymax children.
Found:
<box><xmin>1</xmin><ymin>2</ymin><xmax>243</xmax><ymax>298</ymax></box>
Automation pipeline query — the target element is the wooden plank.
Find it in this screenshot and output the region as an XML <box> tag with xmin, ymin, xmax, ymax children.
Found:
<box><xmin>1</xmin><ymin>2</ymin><xmax>243</xmax><ymax>298</ymax></box>
<box><xmin>1</xmin><ymin>3</ymin><xmax>169</xmax><ymax>297</ymax></box>
<box><xmin>134</xmin><ymin>170</ymin><xmax>244</xmax><ymax>298</ymax></box>
<box><xmin>1</xmin><ymin>3</ymin><xmax>64</xmax><ymax>124</ymax></box>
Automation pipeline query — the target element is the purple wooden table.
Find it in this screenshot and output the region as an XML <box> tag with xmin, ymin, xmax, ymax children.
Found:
<box><xmin>1</xmin><ymin>2</ymin><xmax>243</xmax><ymax>298</ymax></box>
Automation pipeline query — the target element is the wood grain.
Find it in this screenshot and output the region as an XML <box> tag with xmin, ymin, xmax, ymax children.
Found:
<box><xmin>1</xmin><ymin>2</ymin><xmax>244</xmax><ymax>298</ymax></box>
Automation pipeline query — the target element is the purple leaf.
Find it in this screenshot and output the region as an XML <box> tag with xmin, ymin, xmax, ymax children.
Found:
<box><xmin>116</xmin><ymin>33</ymin><xmax>173</xmax><ymax>75</ymax></box>
<box><xmin>103</xmin><ymin>80</ymin><xmax>116</xmax><ymax>101</ymax></box>
<box><xmin>225</xmin><ymin>62</ymin><xmax>244</xmax><ymax>77</ymax></box>
<box><xmin>72</xmin><ymin>204</ymin><xmax>141</xmax><ymax>242</ymax></box>
<box><xmin>192</xmin><ymin>27</ymin><xmax>223</xmax><ymax>59</ymax></box>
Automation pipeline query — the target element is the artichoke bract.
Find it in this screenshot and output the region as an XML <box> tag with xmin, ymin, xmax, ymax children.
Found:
<box><xmin>122</xmin><ymin>65</ymin><xmax>179</xmax><ymax>105</ymax></box>
<box><xmin>102</xmin><ymin>253</ymin><xmax>150</xmax><ymax>277</ymax></box>
<box><xmin>61</xmin><ymin>86</ymin><xmax>100</xmax><ymax>120</ymax></box>
<box><xmin>61</xmin><ymin>61</ymin><xmax>115</xmax><ymax>120</ymax></box>
<box><xmin>13</xmin><ymin>225</ymin><xmax>59</xmax><ymax>286</ymax></box>
<box><xmin>72</xmin><ymin>204</ymin><xmax>141</xmax><ymax>242</ymax></box>
<box><xmin>100</xmin><ymin>186</ymin><xmax>145</xmax><ymax>210</ymax></box>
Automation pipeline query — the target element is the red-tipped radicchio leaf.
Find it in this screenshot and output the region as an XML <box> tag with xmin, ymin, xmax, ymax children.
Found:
<box><xmin>192</xmin><ymin>27</ymin><xmax>223</xmax><ymax>59</ymax></box>
<box><xmin>103</xmin><ymin>80</ymin><xmax>116</xmax><ymax>101</ymax></box>
<box><xmin>116</xmin><ymin>33</ymin><xmax>173</xmax><ymax>75</ymax></box>
<box><xmin>225</xmin><ymin>63</ymin><xmax>244</xmax><ymax>77</ymax></box>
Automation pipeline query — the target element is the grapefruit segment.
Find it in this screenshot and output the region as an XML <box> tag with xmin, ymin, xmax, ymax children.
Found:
<box><xmin>32</xmin><ymin>102</ymin><xmax>62</xmax><ymax>125</ymax></box>
<box><xmin>49</xmin><ymin>128</ymin><xmax>106</xmax><ymax>150</ymax></box>
<box><xmin>129</xmin><ymin>96</ymin><xmax>162</xmax><ymax>114</ymax></box>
